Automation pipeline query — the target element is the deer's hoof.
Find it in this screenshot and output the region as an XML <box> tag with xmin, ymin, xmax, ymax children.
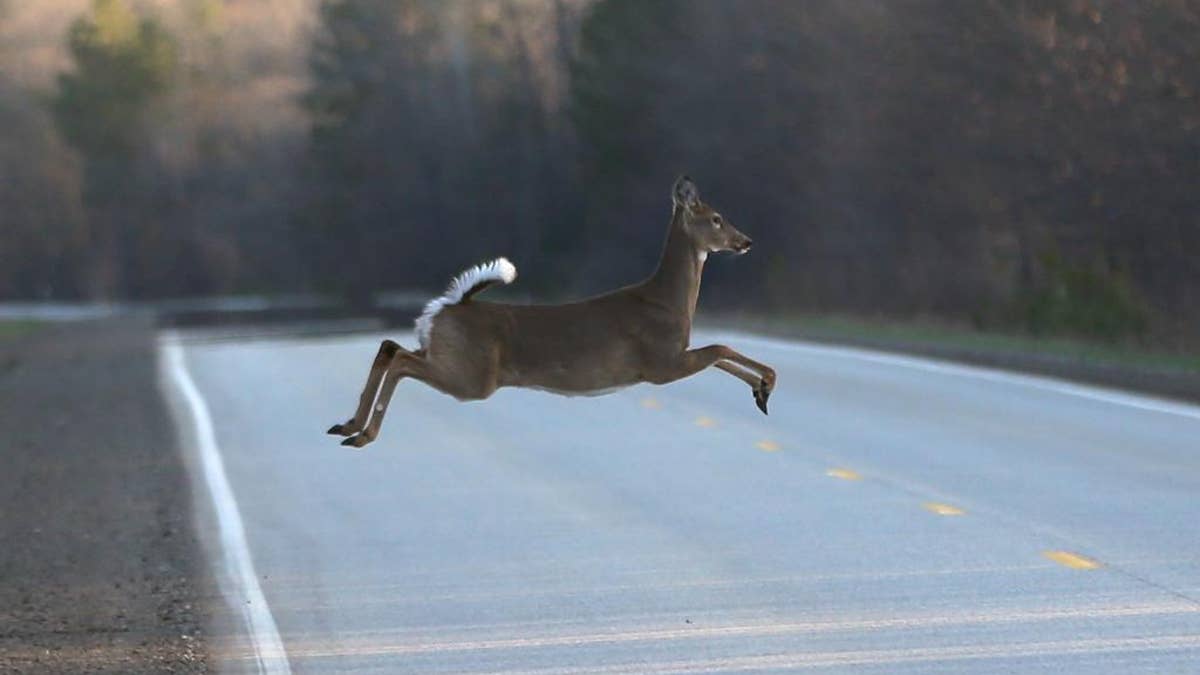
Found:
<box><xmin>340</xmin><ymin>434</ymin><xmax>370</xmax><ymax>448</ymax></box>
<box><xmin>754</xmin><ymin>388</ymin><xmax>770</xmax><ymax>415</ymax></box>
<box><xmin>329</xmin><ymin>421</ymin><xmax>362</xmax><ymax>437</ymax></box>
<box><xmin>754</xmin><ymin>378</ymin><xmax>772</xmax><ymax>415</ymax></box>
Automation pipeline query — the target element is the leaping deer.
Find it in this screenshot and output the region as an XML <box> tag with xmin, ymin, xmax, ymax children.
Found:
<box><xmin>328</xmin><ymin>176</ymin><xmax>776</xmax><ymax>447</ymax></box>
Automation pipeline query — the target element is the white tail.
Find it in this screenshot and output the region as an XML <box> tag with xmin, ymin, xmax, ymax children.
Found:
<box><xmin>415</xmin><ymin>257</ymin><xmax>517</xmax><ymax>349</ymax></box>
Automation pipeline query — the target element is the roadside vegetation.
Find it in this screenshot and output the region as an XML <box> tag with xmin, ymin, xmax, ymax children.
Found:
<box><xmin>719</xmin><ymin>313</ymin><xmax>1200</xmax><ymax>375</ymax></box>
<box><xmin>1</xmin><ymin>0</ymin><xmax>1197</xmax><ymax>358</ymax></box>
<box><xmin>0</xmin><ymin>320</ymin><xmax>43</xmax><ymax>341</ymax></box>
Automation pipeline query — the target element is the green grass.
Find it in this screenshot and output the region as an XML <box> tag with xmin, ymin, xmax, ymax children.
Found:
<box><xmin>710</xmin><ymin>313</ymin><xmax>1200</xmax><ymax>374</ymax></box>
<box><xmin>0</xmin><ymin>320</ymin><xmax>44</xmax><ymax>341</ymax></box>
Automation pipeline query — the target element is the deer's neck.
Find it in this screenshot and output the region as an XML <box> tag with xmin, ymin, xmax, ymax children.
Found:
<box><xmin>642</xmin><ymin>207</ymin><xmax>705</xmax><ymax>322</ymax></box>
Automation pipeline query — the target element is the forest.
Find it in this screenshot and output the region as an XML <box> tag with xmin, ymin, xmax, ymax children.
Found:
<box><xmin>2</xmin><ymin>0</ymin><xmax>1198</xmax><ymax>346</ymax></box>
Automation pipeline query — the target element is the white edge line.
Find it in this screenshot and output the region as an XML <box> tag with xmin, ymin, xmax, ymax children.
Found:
<box><xmin>160</xmin><ymin>337</ymin><xmax>292</xmax><ymax>674</ymax></box>
<box><xmin>715</xmin><ymin>331</ymin><xmax>1200</xmax><ymax>422</ymax></box>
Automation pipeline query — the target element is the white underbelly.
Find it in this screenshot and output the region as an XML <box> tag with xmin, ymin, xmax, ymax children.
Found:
<box><xmin>527</xmin><ymin>384</ymin><xmax>632</xmax><ymax>398</ymax></box>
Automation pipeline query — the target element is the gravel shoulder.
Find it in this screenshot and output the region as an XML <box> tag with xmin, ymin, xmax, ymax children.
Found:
<box><xmin>0</xmin><ymin>318</ymin><xmax>208</xmax><ymax>673</ymax></box>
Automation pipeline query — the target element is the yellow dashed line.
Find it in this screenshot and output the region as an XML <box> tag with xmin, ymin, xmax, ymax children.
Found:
<box><xmin>756</xmin><ymin>440</ymin><xmax>781</xmax><ymax>452</ymax></box>
<box><xmin>1043</xmin><ymin>550</ymin><xmax>1101</xmax><ymax>570</ymax></box>
<box><xmin>640</xmin><ymin>397</ymin><xmax>661</xmax><ymax>409</ymax></box>
<box><xmin>826</xmin><ymin>468</ymin><xmax>861</xmax><ymax>481</ymax></box>
<box><xmin>922</xmin><ymin>502</ymin><xmax>965</xmax><ymax>516</ymax></box>
<box><xmin>694</xmin><ymin>416</ymin><xmax>716</xmax><ymax>428</ymax></box>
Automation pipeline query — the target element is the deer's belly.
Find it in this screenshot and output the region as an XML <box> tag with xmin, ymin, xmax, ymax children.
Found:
<box><xmin>505</xmin><ymin>364</ymin><xmax>642</xmax><ymax>397</ymax></box>
<box><xmin>526</xmin><ymin>383</ymin><xmax>632</xmax><ymax>398</ymax></box>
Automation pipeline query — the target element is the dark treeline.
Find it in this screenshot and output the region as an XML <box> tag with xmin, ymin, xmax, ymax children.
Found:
<box><xmin>2</xmin><ymin>0</ymin><xmax>1198</xmax><ymax>344</ymax></box>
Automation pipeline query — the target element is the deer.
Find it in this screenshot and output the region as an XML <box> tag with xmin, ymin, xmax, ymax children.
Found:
<box><xmin>328</xmin><ymin>175</ymin><xmax>776</xmax><ymax>447</ymax></box>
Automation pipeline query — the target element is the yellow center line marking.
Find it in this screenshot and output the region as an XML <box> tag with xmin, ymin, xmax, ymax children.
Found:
<box><xmin>694</xmin><ymin>416</ymin><xmax>716</xmax><ymax>428</ymax></box>
<box><xmin>640</xmin><ymin>397</ymin><xmax>661</xmax><ymax>409</ymax></box>
<box><xmin>1043</xmin><ymin>550</ymin><xmax>1101</xmax><ymax>570</ymax></box>
<box><xmin>922</xmin><ymin>502</ymin><xmax>965</xmax><ymax>516</ymax></box>
<box><xmin>756</xmin><ymin>440</ymin><xmax>781</xmax><ymax>452</ymax></box>
<box><xmin>826</xmin><ymin>468</ymin><xmax>861</xmax><ymax>481</ymax></box>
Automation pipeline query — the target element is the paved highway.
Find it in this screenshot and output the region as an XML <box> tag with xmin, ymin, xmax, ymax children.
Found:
<box><xmin>162</xmin><ymin>330</ymin><xmax>1200</xmax><ymax>673</ymax></box>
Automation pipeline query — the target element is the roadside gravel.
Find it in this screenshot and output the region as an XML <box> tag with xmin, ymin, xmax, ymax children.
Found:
<box><xmin>0</xmin><ymin>319</ymin><xmax>208</xmax><ymax>673</ymax></box>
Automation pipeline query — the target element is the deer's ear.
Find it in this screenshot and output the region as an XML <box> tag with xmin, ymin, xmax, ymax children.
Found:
<box><xmin>672</xmin><ymin>175</ymin><xmax>699</xmax><ymax>210</ymax></box>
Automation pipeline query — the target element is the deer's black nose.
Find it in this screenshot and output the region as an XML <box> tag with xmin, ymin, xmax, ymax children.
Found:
<box><xmin>737</xmin><ymin>238</ymin><xmax>753</xmax><ymax>253</ymax></box>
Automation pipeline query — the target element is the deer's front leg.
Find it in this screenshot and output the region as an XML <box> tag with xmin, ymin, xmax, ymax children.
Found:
<box><xmin>645</xmin><ymin>345</ymin><xmax>728</xmax><ymax>385</ymax></box>
<box><xmin>718</xmin><ymin>348</ymin><xmax>776</xmax><ymax>415</ymax></box>
<box><xmin>714</xmin><ymin>361</ymin><xmax>772</xmax><ymax>414</ymax></box>
<box><xmin>647</xmin><ymin>344</ymin><xmax>776</xmax><ymax>415</ymax></box>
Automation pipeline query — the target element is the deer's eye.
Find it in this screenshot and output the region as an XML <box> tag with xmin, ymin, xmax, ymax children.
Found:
<box><xmin>712</xmin><ymin>216</ymin><xmax>723</xmax><ymax>228</ymax></box>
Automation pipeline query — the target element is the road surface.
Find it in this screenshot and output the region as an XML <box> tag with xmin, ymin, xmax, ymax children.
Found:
<box><xmin>162</xmin><ymin>330</ymin><xmax>1200</xmax><ymax>673</ymax></box>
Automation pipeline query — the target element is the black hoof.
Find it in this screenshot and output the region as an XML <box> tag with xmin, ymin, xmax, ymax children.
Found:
<box><xmin>754</xmin><ymin>389</ymin><xmax>770</xmax><ymax>415</ymax></box>
<box><xmin>328</xmin><ymin>421</ymin><xmax>360</xmax><ymax>437</ymax></box>
<box><xmin>754</xmin><ymin>378</ymin><xmax>772</xmax><ymax>415</ymax></box>
<box><xmin>340</xmin><ymin>429</ymin><xmax>372</xmax><ymax>446</ymax></box>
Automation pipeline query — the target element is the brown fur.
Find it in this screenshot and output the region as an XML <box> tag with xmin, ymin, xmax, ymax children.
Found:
<box><xmin>329</xmin><ymin>176</ymin><xmax>776</xmax><ymax>447</ymax></box>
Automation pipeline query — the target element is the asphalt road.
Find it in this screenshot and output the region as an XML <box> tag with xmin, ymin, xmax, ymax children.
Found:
<box><xmin>165</xmin><ymin>330</ymin><xmax>1200</xmax><ymax>673</ymax></box>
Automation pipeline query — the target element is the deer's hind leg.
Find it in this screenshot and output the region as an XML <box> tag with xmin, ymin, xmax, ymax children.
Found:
<box><xmin>341</xmin><ymin>345</ymin><xmax>501</xmax><ymax>448</ymax></box>
<box><xmin>327</xmin><ymin>339</ymin><xmax>404</xmax><ymax>437</ymax></box>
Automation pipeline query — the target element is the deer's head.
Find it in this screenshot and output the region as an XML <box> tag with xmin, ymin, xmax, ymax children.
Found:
<box><xmin>671</xmin><ymin>176</ymin><xmax>752</xmax><ymax>257</ymax></box>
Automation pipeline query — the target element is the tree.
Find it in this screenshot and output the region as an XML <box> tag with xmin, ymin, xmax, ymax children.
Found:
<box><xmin>301</xmin><ymin>1</ymin><xmax>586</xmax><ymax>302</ymax></box>
<box><xmin>53</xmin><ymin>0</ymin><xmax>175</xmax><ymax>168</ymax></box>
<box><xmin>0</xmin><ymin>80</ymin><xmax>86</xmax><ymax>299</ymax></box>
<box><xmin>51</xmin><ymin>0</ymin><xmax>177</xmax><ymax>298</ymax></box>
<box><xmin>301</xmin><ymin>0</ymin><xmax>421</xmax><ymax>303</ymax></box>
